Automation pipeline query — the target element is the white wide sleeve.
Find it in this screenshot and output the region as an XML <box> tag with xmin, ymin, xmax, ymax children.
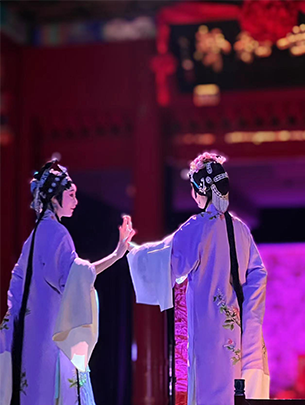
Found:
<box><xmin>242</xmin><ymin>368</ymin><xmax>270</xmax><ymax>399</ymax></box>
<box><xmin>127</xmin><ymin>234</ymin><xmax>174</xmax><ymax>312</ymax></box>
<box><xmin>53</xmin><ymin>258</ymin><xmax>99</xmax><ymax>372</ymax></box>
<box><xmin>242</xmin><ymin>234</ymin><xmax>270</xmax><ymax>399</ymax></box>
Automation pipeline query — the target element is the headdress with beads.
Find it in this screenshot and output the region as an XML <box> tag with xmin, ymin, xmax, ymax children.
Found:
<box><xmin>30</xmin><ymin>160</ymin><xmax>73</xmax><ymax>214</ymax></box>
<box><xmin>188</xmin><ymin>152</ymin><xmax>229</xmax><ymax>213</ymax></box>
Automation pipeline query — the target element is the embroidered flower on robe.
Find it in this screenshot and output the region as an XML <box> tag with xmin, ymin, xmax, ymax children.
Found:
<box><xmin>20</xmin><ymin>371</ymin><xmax>28</xmax><ymax>395</ymax></box>
<box><xmin>68</xmin><ymin>371</ymin><xmax>87</xmax><ymax>389</ymax></box>
<box><xmin>209</xmin><ymin>213</ymin><xmax>221</xmax><ymax>220</ymax></box>
<box><xmin>224</xmin><ymin>339</ymin><xmax>241</xmax><ymax>365</ymax></box>
<box><xmin>213</xmin><ymin>289</ymin><xmax>241</xmax><ymax>329</ymax></box>
<box><xmin>0</xmin><ymin>311</ymin><xmax>10</xmax><ymax>330</ymax></box>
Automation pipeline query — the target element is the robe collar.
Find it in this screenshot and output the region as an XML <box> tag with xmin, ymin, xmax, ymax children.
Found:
<box><xmin>203</xmin><ymin>203</ymin><xmax>222</xmax><ymax>217</ymax></box>
<box><xmin>41</xmin><ymin>209</ymin><xmax>58</xmax><ymax>221</ymax></box>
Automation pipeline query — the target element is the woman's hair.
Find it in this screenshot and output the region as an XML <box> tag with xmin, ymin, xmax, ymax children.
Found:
<box><xmin>189</xmin><ymin>152</ymin><xmax>229</xmax><ymax>213</ymax></box>
<box><xmin>30</xmin><ymin>160</ymin><xmax>73</xmax><ymax>214</ymax></box>
<box><xmin>191</xmin><ymin>162</ymin><xmax>229</xmax><ymax>197</ymax></box>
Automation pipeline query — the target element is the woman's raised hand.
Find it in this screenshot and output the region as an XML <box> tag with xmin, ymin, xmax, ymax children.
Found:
<box><xmin>116</xmin><ymin>215</ymin><xmax>136</xmax><ymax>258</ymax></box>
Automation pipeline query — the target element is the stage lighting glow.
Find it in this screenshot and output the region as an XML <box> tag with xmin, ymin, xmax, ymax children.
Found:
<box><xmin>131</xmin><ymin>342</ymin><xmax>138</xmax><ymax>362</ymax></box>
<box><xmin>277</xmin><ymin>24</ymin><xmax>305</xmax><ymax>56</ymax></box>
<box><xmin>174</xmin><ymin>133</ymin><xmax>216</xmax><ymax>146</ymax></box>
<box><xmin>194</xmin><ymin>25</ymin><xmax>231</xmax><ymax>73</ymax></box>
<box><xmin>173</xmin><ymin>131</ymin><xmax>305</xmax><ymax>146</ymax></box>
<box><xmin>180</xmin><ymin>169</ymin><xmax>189</xmax><ymax>181</ymax></box>
<box><xmin>193</xmin><ymin>84</ymin><xmax>220</xmax><ymax>107</ymax></box>
<box><xmin>234</xmin><ymin>32</ymin><xmax>272</xmax><ymax>63</ymax></box>
<box><xmin>225</xmin><ymin>130</ymin><xmax>305</xmax><ymax>144</ymax></box>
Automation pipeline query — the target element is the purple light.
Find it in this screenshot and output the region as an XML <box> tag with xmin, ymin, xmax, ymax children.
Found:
<box><xmin>174</xmin><ymin>243</ymin><xmax>305</xmax><ymax>398</ymax></box>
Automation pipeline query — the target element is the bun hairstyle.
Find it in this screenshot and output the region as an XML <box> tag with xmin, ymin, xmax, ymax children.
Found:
<box><xmin>189</xmin><ymin>152</ymin><xmax>229</xmax><ymax>213</ymax></box>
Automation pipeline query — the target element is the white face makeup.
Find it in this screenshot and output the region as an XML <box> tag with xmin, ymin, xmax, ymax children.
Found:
<box><xmin>54</xmin><ymin>183</ymin><xmax>78</xmax><ymax>219</ymax></box>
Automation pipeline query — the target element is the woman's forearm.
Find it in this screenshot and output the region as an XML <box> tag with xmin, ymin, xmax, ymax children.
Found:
<box><xmin>92</xmin><ymin>250</ymin><xmax>121</xmax><ymax>275</ymax></box>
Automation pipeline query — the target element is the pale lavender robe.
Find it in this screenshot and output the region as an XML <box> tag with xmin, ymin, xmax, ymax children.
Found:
<box><xmin>0</xmin><ymin>211</ymin><xmax>96</xmax><ymax>405</ymax></box>
<box><xmin>128</xmin><ymin>204</ymin><xmax>269</xmax><ymax>405</ymax></box>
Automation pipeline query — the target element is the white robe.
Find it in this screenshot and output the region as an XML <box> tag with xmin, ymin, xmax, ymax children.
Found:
<box><xmin>0</xmin><ymin>211</ymin><xmax>98</xmax><ymax>405</ymax></box>
<box><xmin>127</xmin><ymin>204</ymin><xmax>269</xmax><ymax>405</ymax></box>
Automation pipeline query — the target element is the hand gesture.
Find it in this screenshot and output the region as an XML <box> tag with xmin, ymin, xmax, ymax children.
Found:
<box><xmin>116</xmin><ymin>215</ymin><xmax>135</xmax><ymax>258</ymax></box>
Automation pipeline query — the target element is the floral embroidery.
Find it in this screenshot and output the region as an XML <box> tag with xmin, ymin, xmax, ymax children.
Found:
<box><xmin>20</xmin><ymin>371</ymin><xmax>28</xmax><ymax>395</ymax></box>
<box><xmin>68</xmin><ymin>371</ymin><xmax>87</xmax><ymax>389</ymax></box>
<box><xmin>213</xmin><ymin>289</ymin><xmax>241</xmax><ymax>329</ymax></box>
<box><xmin>200</xmin><ymin>211</ymin><xmax>224</xmax><ymax>220</ymax></box>
<box><xmin>209</xmin><ymin>213</ymin><xmax>221</xmax><ymax>220</ymax></box>
<box><xmin>224</xmin><ymin>339</ymin><xmax>241</xmax><ymax>365</ymax></box>
<box><xmin>0</xmin><ymin>311</ymin><xmax>10</xmax><ymax>331</ymax></box>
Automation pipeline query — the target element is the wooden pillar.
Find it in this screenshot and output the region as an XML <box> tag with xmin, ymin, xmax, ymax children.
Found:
<box><xmin>17</xmin><ymin>49</ymin><xmax>37</xmax><ymax>249</ymax></box>
<box><xmin>132</xmin><ymin>41</ymin><xmax>168</xmax><ymax>405</ymax></box>
<box><xmin>0</xmin><ymin>35</ymin><xmax>21</xmax><ymax>318</ymax></box>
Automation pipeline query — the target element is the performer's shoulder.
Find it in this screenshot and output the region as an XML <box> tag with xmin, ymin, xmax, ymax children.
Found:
<box><xmin>21</xmin><ymin>230</ymin><xmax>35</xmax><ymax>252</ymax></box>
<box><xmin>39</xmin><ymin>215</ymin><xmax>73</xmax><ymax>243</ymax></box>
<box><xmin>229</xmin><ymin>211</ymin><xmax>252</xmax><ymax>237</ymax></box>
<box><xmin>176</xmin><ymin>214</ymin><xmax>204</xmax><ymax>233</ymax></box>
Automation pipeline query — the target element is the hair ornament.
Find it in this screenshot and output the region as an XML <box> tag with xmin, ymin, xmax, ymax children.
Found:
<box><xmin>188</xmin><ymin>151</ymin><xmax>229</xmax><ymax>213</ymax></box>
<box><xmin>30</xmin><ymin>160</ymin><xmax>72</xmax><ymax>214</ymax></box>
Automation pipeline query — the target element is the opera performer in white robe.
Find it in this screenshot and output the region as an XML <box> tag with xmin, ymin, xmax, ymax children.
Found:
<box><xmin>0</xmin><ymin>160</ymin><xmax>135</xmax><ymax>405</ymax></box>
<box><xmin>127</xmin><ymin>152</ymin><xmax>269</xmax><ymax>405</ymax></box>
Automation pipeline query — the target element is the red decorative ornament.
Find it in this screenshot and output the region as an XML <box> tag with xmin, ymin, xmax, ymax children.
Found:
<box><xmin>150</xmin><ymin>54</ymin><xmax>177</xmax><ymax>106</ymax></box>
<box><xmin>240</xmin><ymin>0</ymin><xmax>300</xmax><ymax>43</ymax></box>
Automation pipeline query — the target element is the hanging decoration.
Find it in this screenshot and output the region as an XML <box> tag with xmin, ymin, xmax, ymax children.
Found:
<box><xmin>150</xmin><ymin>53</ymin><xmax>177</xmax><ymax>106</ymax></box>
<box><xmin>194</xmin><ymin>25</ymin><xmax>231</xmax><ymax>73</ymax></box>
<box><xmin>240</xmin><ymin>0</ymin><xmax>300</xmax><ymax>43</ymax></box>
<box><xmin>149</xmin><ymin>21</ymin><xmax>178</xmax><ymax>107</ymax></box>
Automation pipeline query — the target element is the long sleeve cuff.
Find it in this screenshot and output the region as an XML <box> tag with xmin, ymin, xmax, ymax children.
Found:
<box><xmin>242</xmin><ymin>368</ymin><xmax>270</xmax><ymax>399</ymax></box>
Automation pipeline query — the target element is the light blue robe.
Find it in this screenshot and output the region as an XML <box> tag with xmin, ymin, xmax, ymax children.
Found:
<box><xmin>0</xmin><ymin>211</ymin><xmax>96</xmax><ymax>405</ymax></box>
<box><xmin>127</xmin><ymin>204</ymin><xmax>269</xmax><ymax>405</ymax></box>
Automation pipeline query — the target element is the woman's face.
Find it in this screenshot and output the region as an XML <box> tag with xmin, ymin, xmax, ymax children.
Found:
<box><xmin>56</xmin><ymin>184</ymin><xmax>78</xmax><ymax>218</ymax></box>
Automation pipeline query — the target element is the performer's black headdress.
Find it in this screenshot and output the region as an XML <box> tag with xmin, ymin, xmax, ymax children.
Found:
<box><xmin>11</xmin><ymin>160</ymin><xmax>72</xmax><ymax>405</ymax></box>
<box><xmin>30</xmin><ymin>160</ymin><xmax>73</xmax><ymax>215</ymax></box>
<box><xmin>188</xmin><ymin>152</ymin><xmax>229</xmax><ymax>213</ymax></box>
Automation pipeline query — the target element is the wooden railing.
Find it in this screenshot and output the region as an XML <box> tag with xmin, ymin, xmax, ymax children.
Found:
<box><xmin>234</xmin><ymin>380</ymin><xmax>305</xmax><ymax>405</ymax></box>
